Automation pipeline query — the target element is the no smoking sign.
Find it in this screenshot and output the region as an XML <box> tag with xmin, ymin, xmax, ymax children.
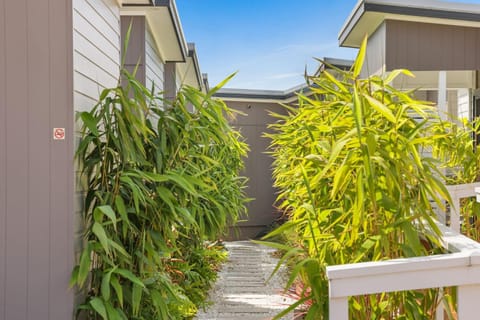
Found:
<box><xmin>53</xmin><ymin>128</ymin><xmax>65</xmax><ymax>140</ymax></box>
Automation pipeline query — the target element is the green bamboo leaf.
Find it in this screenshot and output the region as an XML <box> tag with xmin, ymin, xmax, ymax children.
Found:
<box><xmin>206</xmin><ymin>72</ymin><xmax>237</xmax><ymax>99</ymax></box>
<box><xmin>105</xmin><ymin>302</ymin><xmax>122</xmax><ymax>320</ymax></box>
<box><xmin>110</xmin><ymin>275</ymin><xmax>124</xmax><ymax>308</ymax></box>
<box><xmin>80</xmin><ymin>112</ymin><xmax>99</xmax><ymax>136</ymax></box>
<box><xmin>69</xmin><ymin>266</ymin><xmax>79</xmax><ymax>289</ymax></box>
<box><xmin>353</xmin><ymin>35</ymin><xmax>367</xmax><ymax>78</ymax></box>
<box><xmin>156</xmin><ymin>186</ymin><xmax>176</xmax><ymax>213</ymax></box>
<box><xmin>114</xmin><ymin>196</ymin><xmax>130</xmax><ymax>238</ymax></box>
<box><xmin>89</xmin><ymin>297</ymin><xmax>108</xmax><ymax>320</ymax></box>
<box><xmin>113</xmin><ymin>268</ymin><xmax>145</xmax><ymax>288</ymax></box>
<box><xmin>93</xmin><ymin>206</ymin><xmax>118</xmax><ymax>233</ymax></box>
<box><xmin>364</xmin><ymin>94</ymin><xmax>396</xmax><ymax>123</ymax></box>
<box><xmin>150</xmin><ymin>289</ymin><xmax>169</xmax><ymax>319</ymax></box>
<box><xmin>107</xmin><ymin>239</ymin><xmax>130</xmax><ymax>258</ymax></box>
<box><xmin>77</xmin><ymin>244</ymin><xmax>92</xmax><ymax>287</ymax></box>
<box><xmin>165</xmin><ymin>173</ymin><xmax>197</xmax><ymax>195</ymax></box>
<box><xmin>384</xmin><ymin>69</ymin><xmax>415</xmax><ymax>84</ymax></box>
<box><xmin>101</xmin><ymin>267</ymin><xmax>116</xmax><ymax>301</ymax></box>
<box><xmin>92</xmin><ymin>222</ymin><xmax>110</xmax><ymax>255</ymax></box>
<box><xmin>132</xmin><ymin>283</ymin><xmax>143</xmax><ymax>316</ymax></box>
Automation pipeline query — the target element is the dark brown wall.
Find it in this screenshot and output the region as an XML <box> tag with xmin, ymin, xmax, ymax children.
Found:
<box><xmin>227</xmin><ymin>101</ymin><xmax>288</xmax><ymax>239</ymax></box>
<box><xmin>0</xmin><ymin>0</ymin><xmax>74</xmax><ymax>319</ymax></box>
<box><xmin>386</xmin><ymin>20</ymin><xmax>480</xmax><ymax>71</ymax></box>
<box><xmin>121</xmin><ymin>16</ymin><xmax>146</xmax><ymax>84</ymax></box>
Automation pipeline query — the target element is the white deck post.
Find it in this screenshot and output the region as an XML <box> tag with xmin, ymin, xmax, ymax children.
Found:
<box><xmin>450</xmin><ymin>194</ymin><xmax>461</xmax><ymax>233</ymax></box>
<box><xmin>329</xmin><ymin>297</ymin><xmax>348</xmax><ymax>320</ymax></box>
<box><xmin>436</xmin><ymin>288</ymin><xmax>444</xmax><ymax>320</ymax></box>
<box><xmin>457</xmin><ymin>284</ymin><xmax>480</xmax><ymax>319</ymax></box>
<box><xmin>438</xmin><ymin>71</ymin><xmax>448</xmax><ymax>121</ymax></box>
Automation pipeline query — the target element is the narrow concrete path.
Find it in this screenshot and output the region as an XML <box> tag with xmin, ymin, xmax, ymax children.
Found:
<box><xmin>196</xmin><ymin>241</ymin><xmax>295</xmax><ymax>320</ymax></box>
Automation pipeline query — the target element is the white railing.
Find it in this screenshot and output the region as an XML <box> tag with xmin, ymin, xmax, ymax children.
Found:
<box><xmin>327</xmin><ymin>182</ymin><xmax>480</xmax><ymax>320</ymax></box>
<box><xmin>445</xmin><ymin>182</ymin><xmax>480</xmax><ymax>232</ymax></box>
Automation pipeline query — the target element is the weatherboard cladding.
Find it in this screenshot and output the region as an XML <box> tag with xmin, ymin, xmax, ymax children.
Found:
<box><xmin>74</xmin><ymin>0</ymin><xmax>120</xmax><ymax>112</ymax></box>
<box><xmin>0</xmin><ymin>0</ymin><xmax>74</xmax><ymax>319</ymax></box>
<box><xmin>363</xmin><ymin>22</ymin><xmax>386</xmax><ymax>77</ymax></box>
<box><xmin>73</xmin><ymin>0</ymin><xmax>121</xmax><ymax>314</ymax></box>
<box><xmin>146</xmin><ymin>23</ymin><xmax>165</xmax><ymax>95</ymax></box>
<box><xmin>385</xmin><ymin>20</ymin><xmax>480</xmax><ymax>71</ymax></box>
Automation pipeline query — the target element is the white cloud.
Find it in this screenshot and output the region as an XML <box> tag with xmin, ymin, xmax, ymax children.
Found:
<box><xmin>266</xmin><ymin>72</ymin><xmax>300</xmax><ymax>80</ymax></box>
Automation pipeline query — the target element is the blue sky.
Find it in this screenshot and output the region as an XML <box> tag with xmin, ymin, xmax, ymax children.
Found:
<box><xmin>176</xmin><ymin>0</ymin><xmax>359</xmax><ymax>90</ymax></box>
<box><xmin>176</xmin><ymin>0</ymin><xmax>480</xmax><ymax>90</ymax></box>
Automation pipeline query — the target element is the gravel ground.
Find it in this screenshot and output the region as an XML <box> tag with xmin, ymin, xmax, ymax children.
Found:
<box><xmin>195</xmin><ymin>241</ymin><xmax>296</xmax><ymax>320</ymax></box>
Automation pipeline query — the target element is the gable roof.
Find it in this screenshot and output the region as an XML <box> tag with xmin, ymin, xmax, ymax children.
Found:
<box><xmin>339</xmin><ymin>0</ymin><xmax>480</xmax><ymax>48</ymax></box>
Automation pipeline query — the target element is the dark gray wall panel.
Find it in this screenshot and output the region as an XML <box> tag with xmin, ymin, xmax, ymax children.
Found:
<box><xmin>4</xmin><ymin>1</ymin><xmax>29</xmax><ymax>318</ymax></box>
<box><xmin>48</xmin><ymin>0</ymin><xmax>74</xmax><ymax>318</ymax></box>
<box><xmin>386</xmin><ymin>20</ymin><xmax>480</xmax><ymax>71</ymax></box>
<box><xmin>121</xmin><ymin>16</ymin><xmax>146</xmax><ymax>84</ymax></box>
<box><xmin>26</xmin><ymin>1</ymin><xmax>51</xmax><ymax>318</ymax></box>
<box><xmin>226</xmin><ymin>101</ymin><xmax>288</xmax><ymax>239</ymax></box>
<box><xmin>0</xmin><ymin>0</ymin><xmax>74</xmax><ymax>319</ymax></box>
<box><xmin>0</xmin><ymin>0</ymin><xmax>6</xmax><ymax>317</ymax></box>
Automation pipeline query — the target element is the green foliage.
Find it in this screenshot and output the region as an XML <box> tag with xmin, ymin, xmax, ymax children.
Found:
<box><xmin>264</xmin><ymin>38</ymin><xmax>474</xmax><ymax>319</ymax></box>
<box><xmin>71</xmin><ymin>69</ymin><xmax>248</xmax><ymax>319</ymax></box>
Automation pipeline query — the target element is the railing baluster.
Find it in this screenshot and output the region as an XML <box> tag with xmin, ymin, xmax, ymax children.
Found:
<box><xmin>457</xmin><ymin>284</ymin><xmax>480</xmax><ymax>319</ymax></box>
<box><xmin>329</xmin><ymin>297</ymin><xmax>348</xmax><ymax>320</ymax></box>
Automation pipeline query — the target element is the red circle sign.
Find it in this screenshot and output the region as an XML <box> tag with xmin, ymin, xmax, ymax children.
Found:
<box><xmin>53</xmin><ymin>128</ymin><xmax>65</xmax><ymax>140</ymax></box>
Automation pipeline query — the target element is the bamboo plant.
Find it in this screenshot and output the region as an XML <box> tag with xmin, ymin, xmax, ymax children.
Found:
<box><xmin>70</xmin><ymin>68</ymin><xmax>248</xmax><ymax>319</ymax></box>
<box><xmin>264</xmin><ymin>38</ymin><xmax>476</xmax><ymax>319</ymax></box>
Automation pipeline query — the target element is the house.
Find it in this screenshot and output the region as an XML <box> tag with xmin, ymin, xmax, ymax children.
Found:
<box><xmin>0</xmin><ymin>0</ymin><xmax>204</xmax><ymax>318</ymax></box>
<box><xmin>339</xmin><ymin>0</ymin><xmax>480</xmax><ymax>122</ymax></box>
<box><xmin>216</xmin><ymin>58</ymin><xmax>353</xmax><ymax>240</ymax></box>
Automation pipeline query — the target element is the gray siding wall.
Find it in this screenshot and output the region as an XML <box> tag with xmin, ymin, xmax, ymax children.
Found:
<box><xmin>164</xmin><ymin>62</ymin><xmax>177</xmax><ymax>100</ymax></box>
<box><xmin>145</xmin><ymin>24</ymin><xmax>164</xmax><ymax>95</ymax></box>
<box><xmin>74</xmin><ymin>0</ymin><xmax>120</xmax><ymax>112</ymax></box>
<box><xmin>386</xmin><ymin>20</ymin><xmax>480</xmax><ymax>71</ymax></box>
<box><xmin>227</xmin><ymin>101</ymin><xmax>288</xmax><ymax>239</ymax></box>
<box><xmin>0</xmin><ymin>0</ymin><xmax>74</xmax><ymax>319</ymax></box>
<box><xmin>73</xmin><ymin>0</ymin><xmax>120</xmax><ymax>308</ymax></box>
<box><xmin>363</xmin><ymin>22</ymin><xmax>386</xmax><ymax>77</ymax></box>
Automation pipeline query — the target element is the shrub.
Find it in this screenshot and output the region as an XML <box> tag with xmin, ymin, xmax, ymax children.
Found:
<box><xmin>70</xmin><ymin>69</ymin><xmax>248</xmax><ymax>319</ymax></box>
<box><xmin>265</xmin><ymin>38</ymin><xmax>474</xmax><ymax>319</ymax></box>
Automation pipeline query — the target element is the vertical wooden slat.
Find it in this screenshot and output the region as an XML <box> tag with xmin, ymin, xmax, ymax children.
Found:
<box><xmin>457</xmin><ymin>284</ymin><xmax>480</xmax><ymax>319</ymax></box>
<box><xmin>429</xmin><ymin>23</ymin><xmax>442</xmax><ymax>70</ymax></box>
<box><xmin>476</xmin><ymin>29</ymin><xmax>480</xmax><ymax>72</ymax></box>
<box><xmin>386</xmin><ymin>20</ymin><xmax>480</xmax><ymax>72</ymax></box>
<box><xmin>4</xmin><ymin>0</ymin><xmax>28</xmax><ymax>319</ymax></box>
<box><xmin>26</xmin><ymin>1</ymin><xmax>51</xmax><ymax>318</ymax></box>
<box><xmin>454</xmin><ymin>27</ymin><xmax>465</xmax><ymax>70</ymax></box>
<box><xmin>49</xmin><ymin>0</ymin><xmax>74</xmax><ymax>318</ymax></box>
<box><xmin>0</xmin><ymin>0</ymin><xmax>6</xmax><ymax>318</ymax></box>
<box><xmin>464</xmin><ymin>28</ymin><xmax>476</xmax><ymax>69</ymax></box>
<box><xmin>442</xmin><ymin>25</ymin><xmax>452</xmax><ymax>70</ymax></box>
<box><xmin>409</xmin><ymin>21</ymin><xmax>419</xmax><ymax>70</ymax></box>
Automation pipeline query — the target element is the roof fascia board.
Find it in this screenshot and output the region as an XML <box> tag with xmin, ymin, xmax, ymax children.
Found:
<box><xmin>340</xmin><ymin>0</ymin><xmax>480</xmax><ymax>47</ymax></box>
<box><xmin>122</xmin><ymin>0</ymin><xmax>154</xmax><ymax>6</ymax></box>
<box><xmin>121</xmin><ymin>0</ymin><xmax>187</xmax><ymax>62</ymax></box>
<box><xmin>365</xmin><ymin>2</ymin><xmax>480</xmax><ymax>23</ymax></box>
<box><xmin>215</xmin><ymin>86</ymin><xmax>311</xmax><ymax>103</ymax></box>
<box><xmin>339</xmin><ymin>1</ymin><xmax>366</xmax><ymax>48</ymax></box>
<box><xmin>155</xmin><ymin>0</ymin><xmax>188</xmax><ymax>62</ymax></box>
<box><xmin>187</xmin><ymin>43</ymin><xmax>203</xmax><ymax>90</ymax></box>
